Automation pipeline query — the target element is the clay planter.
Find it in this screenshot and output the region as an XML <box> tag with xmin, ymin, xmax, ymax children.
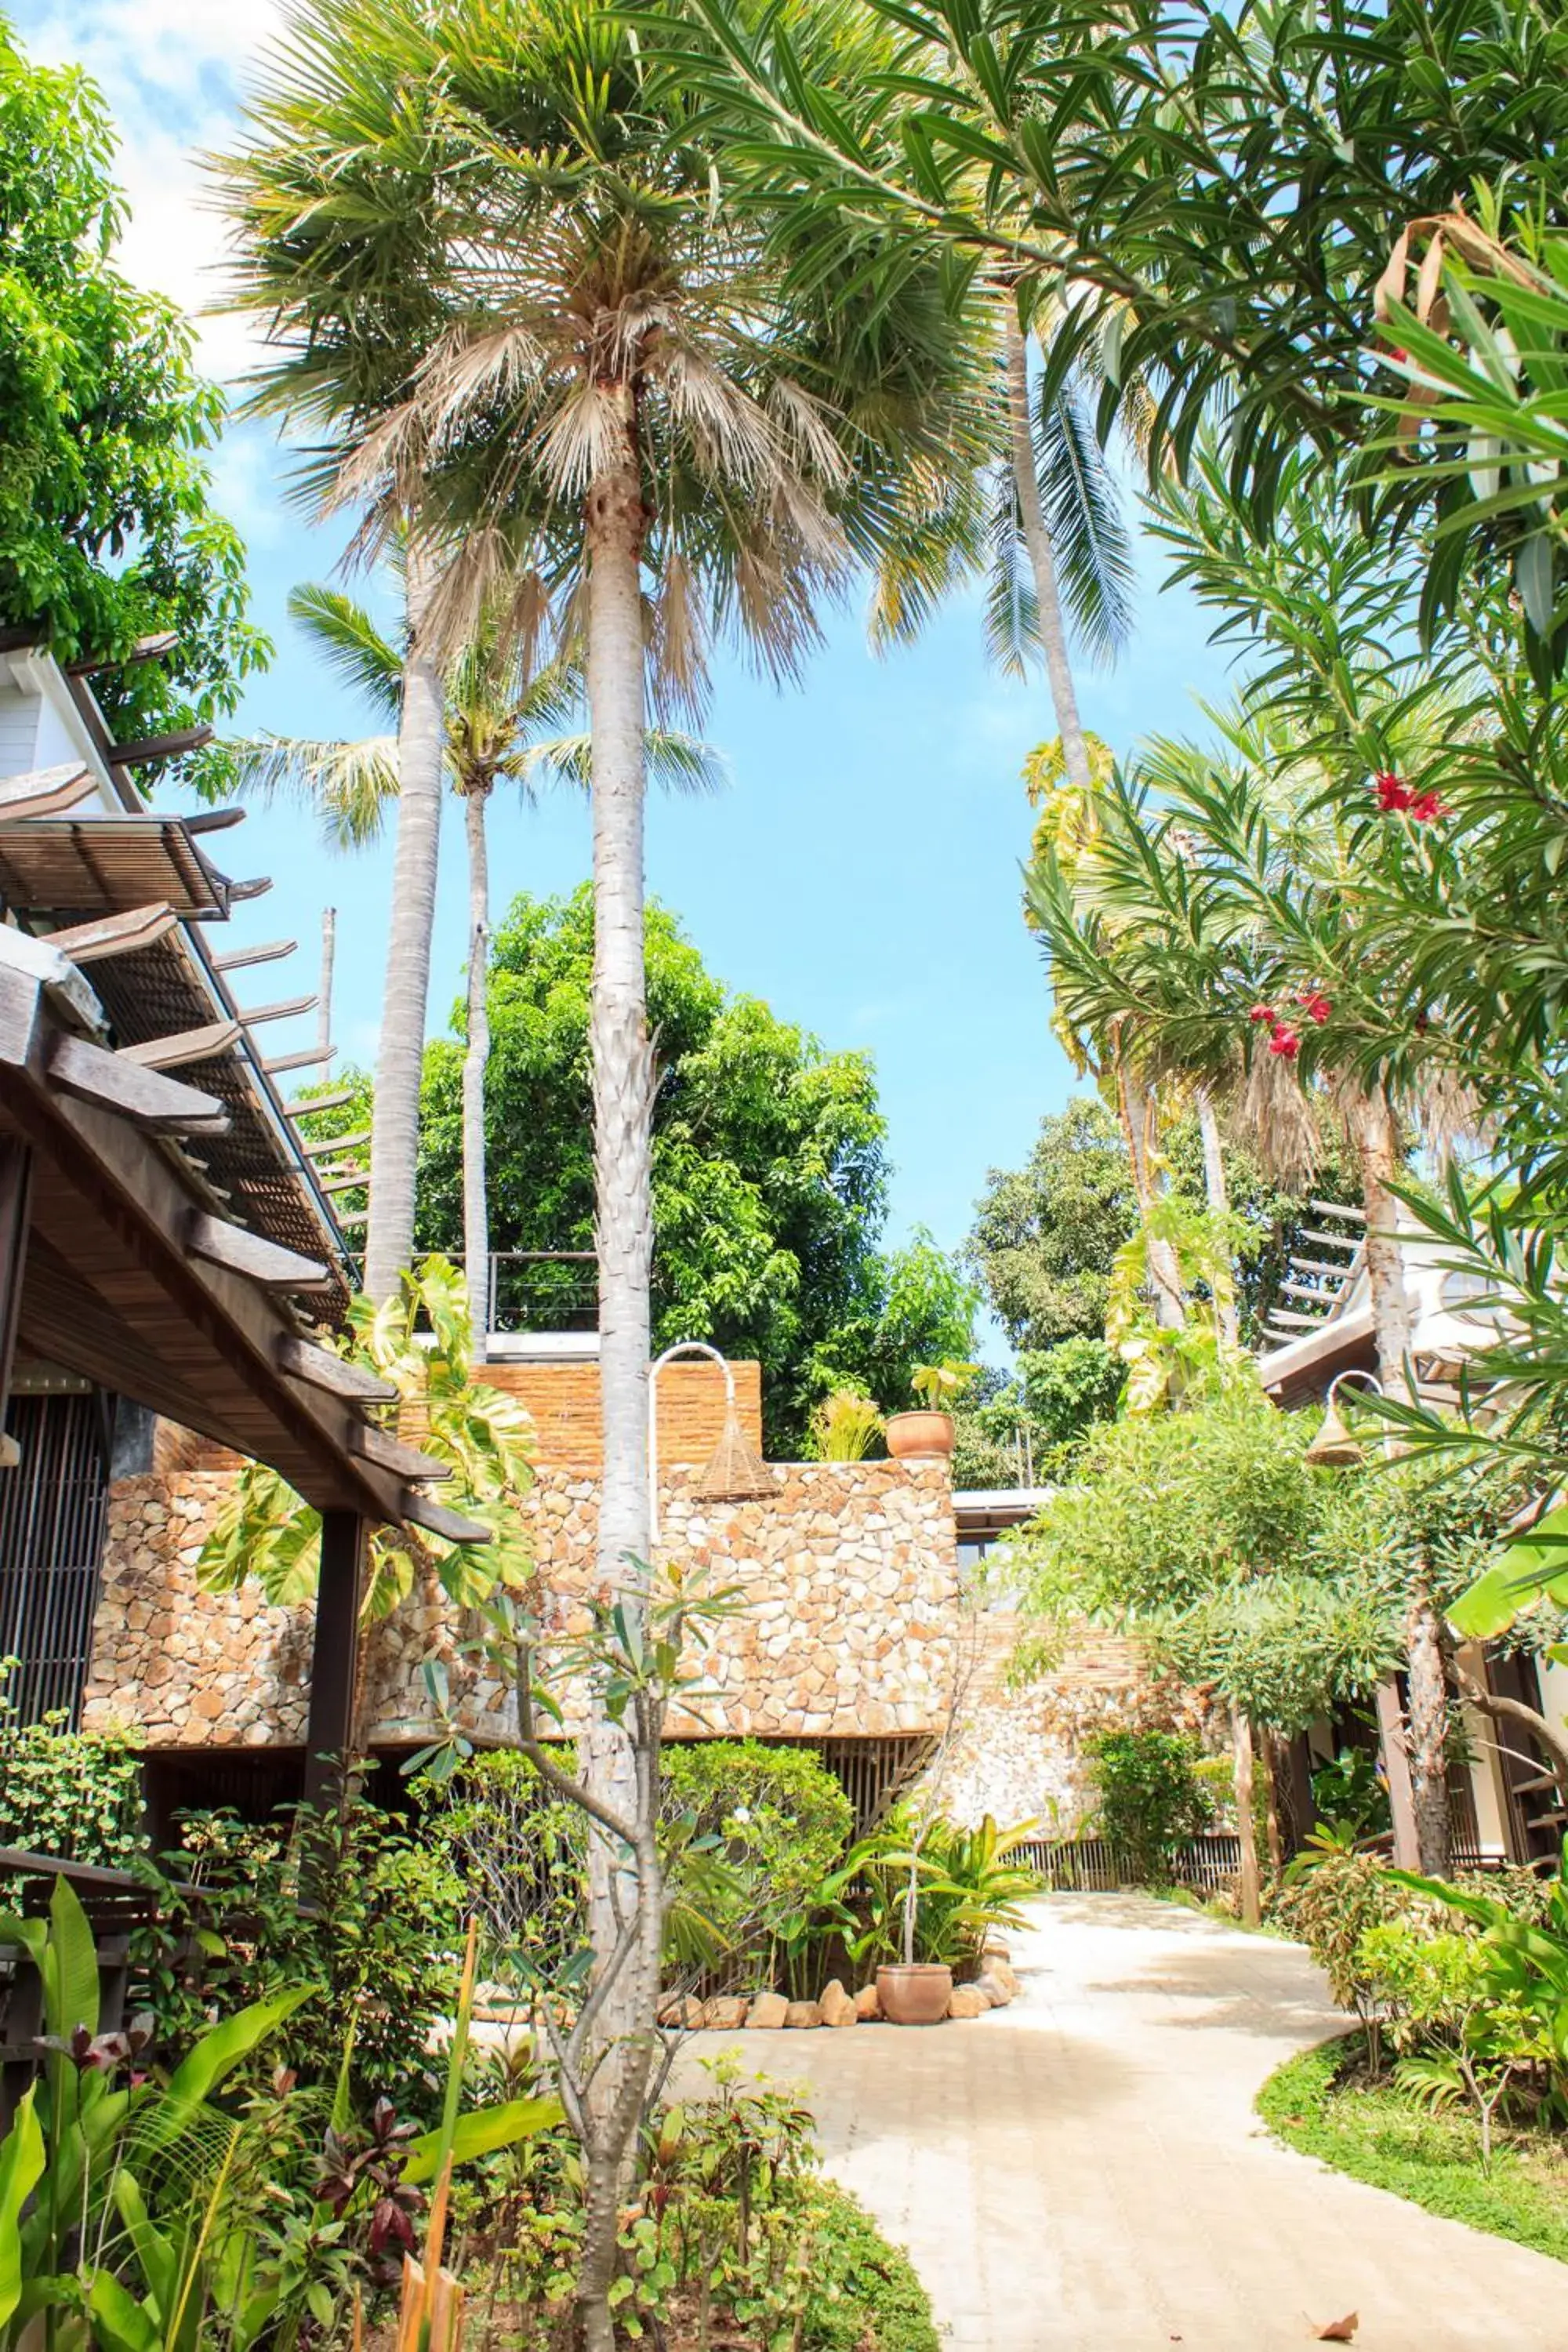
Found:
<box><xmin>884</xmin><ymin>1410</ymin><xmax>955</xmax><ymax>1463</ymax></box>
<box><xmin>876</xmin><ymin>1962</ymin><xmax>953</xmax><ymax>2025</ymax></box>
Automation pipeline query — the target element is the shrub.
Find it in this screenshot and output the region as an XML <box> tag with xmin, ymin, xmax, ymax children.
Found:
<box><xmin>809</xmin><ymin>1389</ymin><xmax>884</xmax><ymax>1461</ymax></box>
<box><xmin>144</xmin><ymin>1801</ymin><xmax>465</xmax><ymax>2122</ymax></box>
<box><xmin>1085</xmin><ymin>1730</ymin><xmax>1211</xmax><ymax>1883</ymax></box>
<box><xmin>419</xmin><ymin>1746</ymin><xmax>588</xmax><ymax>1988</ymax></box>
<box><xmin>662</xmin><ymin>1740</ymin><xmax>854</xmax><ymax>1919</ymax></box>
<box><xmin>0</xmin><ymin>1696</ymin><xmax>144</xmax><ymax>1868</ymax></box>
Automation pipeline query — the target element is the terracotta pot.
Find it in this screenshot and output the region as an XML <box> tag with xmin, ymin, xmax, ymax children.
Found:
<box><xmin>876</xmin><ymin>1962</ymin><xmax>953</xmax><ymax>2025</ymax></box>
<box><xmin>884</xmin><ymin>1410</ymin><xmax>955</xmax><ymax>1462</ymax></box>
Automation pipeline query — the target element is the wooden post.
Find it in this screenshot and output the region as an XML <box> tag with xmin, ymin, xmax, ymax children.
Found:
<box><xmin>0</xmin><ymin>1140</ymin><xmax>31</xmax><ymax>1458</ymax></box>
<box><xmin>1376</xmin><ymin>1676</ymin><xmax>1421</xmax><ymax>1870</ymax></box>
<box><xmin>301</xmin><ymin>1508</ymin><xmax>365</xmax><ymax>1820</ymax></box>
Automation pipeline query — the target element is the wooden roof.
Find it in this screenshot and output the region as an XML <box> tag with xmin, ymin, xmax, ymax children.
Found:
<box><xmin>0</xmin><ymin>811</ymin><xmax>266</xmax><ymax>924</ymax></box>
<box><xmin>0</xmin><ymin>927</ymin><xmax>475</xmax><ymax>1526</ymax></box>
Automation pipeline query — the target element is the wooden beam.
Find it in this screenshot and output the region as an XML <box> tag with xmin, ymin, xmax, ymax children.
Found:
<box><xmin>0</xmin><ymin>1141</ymin><xmax>32</xmax><ymax>1457</ymax></box>
<box><xmin>334</xmin><ymin>1207</ymin><xmax>368</xmax><ymax>1229</ymax></box>
<box><xmin>265</xmin><ymin>1044</ymin><xmax>336</xmax><ymax>1076</ymax></box>
<box><xmin>302</xmin><ymin>1127</ymin><xmax>369</xmax><ymax>1160</ymax></box>
<box><xmin>1299</xmin><ymin>1228</ymin><xmax>1363</xmax><ymax>1251</ymax></box>
<box><xmin>240</xmin><ymin>994</ymin><xmax>318</xmax><ymax>1027</ymax></box>
<box><xmin>185</xmin><ymin>1211</ymin><xmax>331</xmax><ymax>1291</ymax></box>
<box><xmin>119</xmin><ymin>1019</ymin><xmax>241</xmax><ymax>1073</ymax></box>
<box><xmin>48</xmin><ymin>1033</ymin><xmax>230</xmax><ymax>1136</ymax></box>
<box><xmin>212</xmin><ymin>938</ymin><xmax>297</xmax><ymax>973</ymax></box>
<box><xmin>275</xmin><ymin>1333</ymin><xmax>395</xmax><ymax>1404</ymax></box>
<box><xmin>0</xmin><ymin>764</ymin><xmax>96</xmax><ymax>820</ymax></box>
<box><xmin>226</xmin><ymin>877</ymin><xmax>273</xmax><ymax>904</ymax></box>
<box><xmin>66</xmin><ymin>630</ymin><xmax>179</xmax><ymax>676</ymax></box>
<box><xmin>301</xmin><ymin>1508</ymin><xmax>365</xmax><ymax>1818</ymax></box>
<box><xmin>104</xmin><ymin>724</ymin><xmax>214</xmax><ymax>768</ymax></box>
<box><xmin>1310</xmin><ymin>1200</ymin><xmax>1366</xmax><ymax>1222</ymax></box>
<box><xmin>183</xmin><ymin>808</ymin><xmax>245</xmax><ymax>836</ymax></box>
<box><xmin>401</xmin><ymin>1489</ymin><xmax>493</xmax><ymax>1544</ymax></box>
<box><xmin>1288</xmin><ymin>1254</ymin><xmax>1363</xmax><ymax>1279</ymax></box>
<box><xmin>287</xmin><ymin>1090</ymin><xmax>354</xmax><ymax>1119</ymax></box>
<box><xmin>350</xmin><ymin>1421</ymin><xmax>453</xmax><ymax>1482</ymax></box>
<box><xmin>43</xmin><ymin>904</ymin><xmax>179</xmax><ymax>965</ymax></box>
<box><xmin>320</xmin><ymin>1171</ymin><xmax>367</xmax><ymax>1193</ymax></box>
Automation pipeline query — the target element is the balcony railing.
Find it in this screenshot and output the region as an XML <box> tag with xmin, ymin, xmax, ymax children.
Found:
<box><xmin>342</xmin><ymin>1250</ymin><xmax>601</xmax><ymax>1334</ymax></box>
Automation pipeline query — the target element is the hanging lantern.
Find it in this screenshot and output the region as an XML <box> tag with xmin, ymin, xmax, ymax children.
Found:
<box><xmin>694</xmin><ymin>1401</ymin><xmax>774</xmax><ymax>1502</ymax></box>
<box><xmin>1305</xmin><ymin>1369</ymin><xmax>1383</xmax><ymax>1468</ymax></box>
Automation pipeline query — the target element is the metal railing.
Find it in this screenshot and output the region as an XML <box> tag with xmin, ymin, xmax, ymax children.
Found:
<box><xmin>343</xmin><ymin>1250</ymin><xmax>601</xmax><ymax>1334</ymax></box>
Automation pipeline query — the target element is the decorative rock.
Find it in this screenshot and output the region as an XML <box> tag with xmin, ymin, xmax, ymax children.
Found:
<box><xmin>657</xmin><ymin>1994</ymin><xmax>706</xmax><ymax>2030</ymax></box>
<box><xmin>947</xmin><ymin>1985</ymin><xmax>990</xmax><ymax>2020</ymax></box>
<box><xmin>818</xmin><ymin>1979</ymin><xmax>856</xmax><ymax>2028</ymax></box>
<box><xmin>701</xmin><ymin>1995</ymin><xmax>750</xmax><ymax>2031</ymax></box>
<box><xmin>985</xmin><ymin>1958</ymin><xmax>1020</xmax><ymax>2001</ymax></box>
<box><xmin>746</xmin><ymin>1991</ymin><xmax>789</xmax><ymax>2029</ymax></box>
<box><xmin>973</xmin><ymin>1972</ymin><xmax>1011</xmax><ymax>2009</ymax></box>
<box><xmin>783</xmin><ymin>2000</ymin><xmax>822</xmax><ymax>2029</ymax></box>
<box><xmin>853</xmin><ymin>1983</ymin><xmax>882</xmax><ymax>2021</ymax></box>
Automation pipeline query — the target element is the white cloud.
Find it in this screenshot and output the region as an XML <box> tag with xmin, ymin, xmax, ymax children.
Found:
<box><xmin>15</xmin><ymin>0</ymin><xmax>285</xmax><ymax>383</ymax></box>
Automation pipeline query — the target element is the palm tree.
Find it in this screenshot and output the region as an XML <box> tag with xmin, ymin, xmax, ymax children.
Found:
<box><xmin>217</xmin><ymin>7</ymin><xmax>985</xmax><ymax>2331</ymax></box>
<box><xmin>238</xmin><ymin>583</ymin><xmax>719</xmax><ymax>1354</ymax></box>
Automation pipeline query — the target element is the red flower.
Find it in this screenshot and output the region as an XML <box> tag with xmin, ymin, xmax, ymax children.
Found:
<box><xmin>1297</xmin><ymin>990</ymin><xmax>1332</xmax><ymax>1024</ymax></box>
<box><xmin>1408</xmin><ymin>788</ymin><xmax>1446</xmax><ymax>822</ymax></box>
<box><xmin>1374</xmin><ymin>771</ymin><xmax>1413</xmax><ymax>812</ymax></box>
<box><xmin>1388</xmin><ymin>347</ymin><xmax>1408</xmax><ymax>365</ymax></box>
<box><xmin>1247</xmin><ymin>1002</ymin><xmax>1276</xmax><ymax>1024</ymax></box>
<box><xmin>1268</xmin><ymin>1025</ymin><xmax>1301</xmax><ymax>1059</ymax></box>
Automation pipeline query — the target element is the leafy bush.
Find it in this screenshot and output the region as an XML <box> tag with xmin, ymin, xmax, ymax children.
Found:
<box><xmin>145</xmin><ymin>1802</ymin><xmax>465</xmax><ymax>2121</ymax></box>
<box><xmin>809</xmin><ymin>1388</ymin><xmax>884</xmax><ymax>1461</ymax></box>
<box><xmin>419</xmin><ymin>1746</ymin><xmax>588</xmax><ymax>1988</ymax></box>
<box><xmin>1085</xmin><ymin>1730</ymin><xmax>1212</xmax><ymax>1883</ymax></box>
<box><xmin>662</xmin><ymin>1740</ymin><xmax>854</xmax><ymax>1922</ymax></box>
<box><xmin>848</xmin><ymin>1811</ymin><xmax>1042</xmax><ymax>1973</ymax></box>
<box><xmin>1309</xmin><ymin>1746</ymin><xmax>1391</xmax><ymax>1841</ymax></box>
<box><xmin>0</xmin><ymin>1695</ymin><xmax>145</xmax><ymax>1867</ymax></box>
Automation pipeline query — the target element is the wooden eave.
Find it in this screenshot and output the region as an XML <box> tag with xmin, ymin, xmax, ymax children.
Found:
<box><xmin>0</xmin><ymin>948</ymin><xmax>398</xmax><ymax>1518</ymax></box>
<box><xmin>0</xmin><ymin>815</ymin><xmax>260</xmax><ymax>922</ymax></box>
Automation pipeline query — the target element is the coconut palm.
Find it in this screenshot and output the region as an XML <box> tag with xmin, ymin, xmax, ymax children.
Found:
<box><xmin>216</xmin><ymin>5</ymin><xmax>986</xmax><ymax>2332</ymax></box>
<box><xmin>237</xmin><ymin>583</ymin><xmax>720</xmax><ymax>1354</ymax></box>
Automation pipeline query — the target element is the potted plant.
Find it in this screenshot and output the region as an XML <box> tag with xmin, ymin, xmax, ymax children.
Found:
<box><xmin>884</xmin><ymin>1360</ymin><xmax>975</xmax><ymax>1462</ymax></box>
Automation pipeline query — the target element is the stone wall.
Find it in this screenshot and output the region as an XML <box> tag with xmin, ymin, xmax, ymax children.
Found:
<box><xmin>84</xmin><ymin>1461</ymin><xmax>961</xmax><ymax>1751</ymax></box>
<box><xmin>937</xmin><ymin>1612</ymin><xmax>1205</xmax><ymax>1835</ymax></box>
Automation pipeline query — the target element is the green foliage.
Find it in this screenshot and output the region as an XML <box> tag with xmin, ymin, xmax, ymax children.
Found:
<box><xmin>0</xmin><ymin>1693</ymin><xmax>144</xmax><ymax>1867</ymax></box>
<box><xmin>1084</xmin><ymin>1732</ymin><xmax>1211</xmax><ymax>1885</ymax></box>
<box><xmin>966</xmin><ymin>1099</ymin><xmax>1135</xmax><ymax>1352</ymax></box>
<box><xmin>416</xmin><ymin>889</ymin><xmax>970</xmax><ymax>1452</ymax></box>
<box><xmin>1019</xmin><ymin>1389</ymin><xmax>1404</xmax><ymax>1732</ymax></box>
<box><xmin>146</xmin><ymin>1802</ymin><xmax>465</xmax><ymax>2122</ymax></box>
<box><xmin>849</xmin><ymin>1811</ymin><xmax>1042</xmax><ymax>1973</ymax></box>
<box><xmin>808</xmin><ymin>1388</ymin><xmax>884</xmax><ymax>1462</ymax></box>
<box><xmin>1310</xmin><ymin>1748</ymin><xmax>1391</xmax><ymax>1843</ymax></box>
<box><xmin>1259</xmin><ymin>2036</ymin><xmax>1568</xmax><ymax>2266</ymax></box>
<box><xmin>0</xmin><ymin>19</ymin><xmax>267</xmax><ymax>758</ymax></box>
<box><xmin>197</xmin><ymin>1257</ymin><xmax>533</xmax><ymax>1617</ymax></box>
<box><xmin>662</xmin><ymin>1742</ymin><xmax>855</xmax><ymax>1929</ymax></box>
<box><xmin>1271</xmin><ymin>1846</ymin><xmax>1413</xmax><ymax>2027</ymax></box>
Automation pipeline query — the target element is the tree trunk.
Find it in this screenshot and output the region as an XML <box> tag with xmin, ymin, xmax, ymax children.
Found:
<box><xmin>1114</xmin><ymin>1054</ymin><xmax>1185</xmax><ymax>1329</ymax></box>
<box><xmin>364</xmin><ymin>547</ymin><xmax>445</xmax><ymax>1303</ymax></box>
<box><xmin>1347</xmin><ymin>1083</ymin><xmax>1452</xmax><ymax>1876</ymax></box>
<box><xmin>1232</xmin><ymin>1708</ymin><xmax>1261</xmax><ymax>1928</ymax></box>
<box><xmin>578</xmin><ymin>384</ymin><xmax>657</xmax><ymax>2347</ymax></box>
<box><xmin>318</xmin><ymin>906</ymin><xmax>336</xmax><ymax>1062</ymax></box>
<box><xmin>1197</xmin><ymin>1087</ymin><xmax>1240</xmax><ymax>1346</ymax></box>
<box><xmin>461</xmin><ymin>782</ymin><xmax>492</xmax><ymax>1361</ymax></box>
<box><xmin>1004</xmin><ymin>309</ymin><xmax>1091</xmax><ymax>796</ymax></box>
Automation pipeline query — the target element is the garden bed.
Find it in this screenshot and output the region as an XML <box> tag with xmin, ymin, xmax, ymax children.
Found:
<box><xmin>1258</xmin><ymin>2035</ymin><xmax>1568</xmax><ymax>2265</ymax></box>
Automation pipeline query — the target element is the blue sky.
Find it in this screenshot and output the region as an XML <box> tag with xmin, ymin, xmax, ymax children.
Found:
<box><xmin>22</xmin><ymin>0</ymin><xmax>1238</xmax><ymax>1276</ymax></box>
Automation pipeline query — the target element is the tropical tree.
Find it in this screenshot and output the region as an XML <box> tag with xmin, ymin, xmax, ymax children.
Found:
<box><xmin>216</xmin><ymin>5</ymin><xmax>985</xmax><ymax>2336</ymax></box>
<box><xmin>238</xmin><ymin>589</ymin><xmax>717</xmax><ymax>1352</ymax></box>
<box><xmin>0</xmin><ymin>16</ymin><xmax>268</xmax><ymax>762</ymax></box>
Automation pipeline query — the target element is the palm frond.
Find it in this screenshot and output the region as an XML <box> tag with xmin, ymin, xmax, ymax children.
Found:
<box><xmin>983</xmin><ymin>468</ymin><xmax>1040</xmax><ymax>680</ymax></box>
<box><xmin>1034</xmin><ymin>380</ymin><xmax>1137</xmax><ymax>666</ymax></box>
<box><xmin>518</xmin><ymin>728</ymin><xmax>728</xmax><ymax>797</ymax></box>
<box><xmin>229</xmin><ymin>732</ymin><xmax>400</xmax><ymax>850</ymax></box>
<box><xmin>286</xmin><ymin>584</ymin><xmax>403</xmax><ymax>720</ymax></box>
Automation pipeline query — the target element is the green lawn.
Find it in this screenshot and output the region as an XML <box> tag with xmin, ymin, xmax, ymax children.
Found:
<box><xmin>1258</xmin><ymin>2035</ymin><xmax>1568</xmax><ymax>2265</ymax></box>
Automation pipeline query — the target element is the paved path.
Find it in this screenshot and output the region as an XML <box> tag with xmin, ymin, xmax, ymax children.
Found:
<box><xmin>682</xmin><ymin>1893</ymin><xmax>1568</xmax><ymax>2350</ymax></box>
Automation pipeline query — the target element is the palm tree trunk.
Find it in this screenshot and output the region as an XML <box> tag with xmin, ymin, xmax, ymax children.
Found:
<box><xmin>364</xmin><ymin>546</ymin><xmax>445</xmax><ymax>1303</ymax></box>
<box><xmin>1347</xmin><ymin>1082</ymin><xmax>1451</xmax><ymax>1877</ymax></box>
<box><xmin>1113</xmin><ymin>1051</ymin><xmax>1185</xmax><ymax>1329</ymax></box>
<box><xmin>1004</xmin><ymin>310</ymin><xmax>1091</xmax><ymax>795</ymax></box>
<box><xmin>1232</xmin><ymin>1707</ymin><xmax>1261</xmax><ymax>1928</ymax></box>
<box><xmin>1197</xmin><ymin>1087</ymin><xmax>1240</xmax><ymax>1346</ymax></box>
<box><xmin>461</xmin><ymin>782</ymin><xmax>492</xmax><ymax>1361</ymax></box>
<box><xmin>579</xmin><ymin>388</ymin><xmax>661</xmax><ymax>2348</ymax></box>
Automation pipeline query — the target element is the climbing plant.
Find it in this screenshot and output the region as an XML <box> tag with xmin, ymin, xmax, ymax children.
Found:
<box><xmin>198</xmin><ymin>1258</ymin><xmax>534</xmax><ymax>1618</ymax></box>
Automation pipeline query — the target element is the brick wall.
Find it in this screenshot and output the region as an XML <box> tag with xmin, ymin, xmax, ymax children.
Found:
<box><xmin>477</xmin><ymin>1357</ymin><xmax>761</xmax><ymax>1470</ymax></box>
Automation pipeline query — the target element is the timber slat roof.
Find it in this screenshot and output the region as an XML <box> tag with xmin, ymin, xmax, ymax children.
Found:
<box><xmin>0</xmin><ymin>814</ymin><xmax>255</xmax><ymax>921</ymax></box>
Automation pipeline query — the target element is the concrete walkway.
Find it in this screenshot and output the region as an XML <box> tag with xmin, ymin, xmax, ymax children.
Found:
<box><xmin>685</xmin><ymin>1893</ymin><xmax>1568</xmax><ymax>2350</ymax></box>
